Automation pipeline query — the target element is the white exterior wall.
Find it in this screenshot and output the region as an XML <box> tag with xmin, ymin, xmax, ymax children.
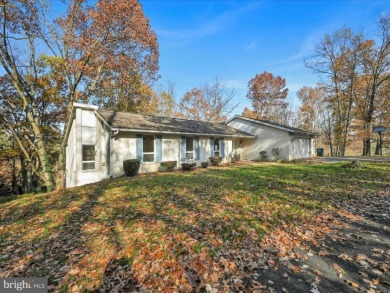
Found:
<box><xmin>228</xmin><ymin>118</ymin><xmax>291</xmax><ymax>161</ymax></box>
<box><xmin>66</xmin><ymin>108</ymin><xmax>110</xmax><ymax>188</ymax></box>
<box><xmin>109</xmin><ymin>134</ymin><xmax>233</xmax><ymax>177</ymax></box>
<box><xmin>162</xmin><ymin>135</ymin><xmax>180</xmax><ymax>163</ymax></box>
<box><xmin>111</xmin><ymin>133</ymin><xmax>137</xmax><ymax>177</ymax></box>
<box><xmin>227</xmin><ymin>117</ymin><xmax>315</xmax><ymax>160</ymax></box>
<box><xmin>76</xmin><ymin>109</ymin><xmax>100</xmax><ymax>186</ymax></box>
<box><xmin>65</xmin><ymin>118</ymin><xmax>76</xmax><ymax>188</ymax></box>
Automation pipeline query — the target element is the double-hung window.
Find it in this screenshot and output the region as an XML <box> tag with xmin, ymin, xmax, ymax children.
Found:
<box><xmin>214</xmin><ymin>138</ymin><xmax>220</xmax><ymax>157</ymax></box>
<box><xmin>82</xmin><ymin>145</ymin><xmax>95</xmax><ymax>170</ymax></box>
<box><xmin>186</xmin><ymin>137</ymin><xmax>194</xmax><ymax>160</ymax></box>
<box><xmin>143</xmin><ymin>135</ymin><xmax>155</xmax><ymax>162</ymax></box>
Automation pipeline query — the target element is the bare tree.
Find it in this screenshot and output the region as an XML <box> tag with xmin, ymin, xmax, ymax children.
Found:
<box><xmin>178</xmin><ymin>78</ymin><xmax>239</xmax><ymax>123</ymax></box>
<box><xmin>359</xmin><ymin>15</ymin><xmax>390</xmax><ymax>155</ymax></box>
<box><xmin>305</xmin><ymin>28</ymin><xmax>364</xmax><ymax>156</ymax></box>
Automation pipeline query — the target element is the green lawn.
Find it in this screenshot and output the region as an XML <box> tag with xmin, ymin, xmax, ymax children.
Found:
<box><xmin>1</xmin><ymin>162</ymin><xmax>389</xmax><ymax>291</ymax></box>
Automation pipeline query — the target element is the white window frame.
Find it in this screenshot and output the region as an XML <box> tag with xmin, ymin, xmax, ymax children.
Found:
<box><xmin>143</xmin><ymin>135</ymin><xmax>155</xmax><ymax>163</ymax></box>
<box><xmin>82</xmin><ymin>144</ymin><xmax>96</xmax><ymax>171</ymax></box>
<box><xmin>186</xmin><ymin>137</ymin><xmax>194</xmax><ymax>160</ymax></box>
<box><xmin>214</xmin><ymin>138</ymin><xmax>220</xmax><ymax>157</ymax></box>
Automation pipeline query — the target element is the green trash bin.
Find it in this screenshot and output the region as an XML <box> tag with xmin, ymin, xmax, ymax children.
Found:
<box><xmin>316</xmin><ymin>148</ymin><xmax>324</xmax><ymax>157</ymax></box>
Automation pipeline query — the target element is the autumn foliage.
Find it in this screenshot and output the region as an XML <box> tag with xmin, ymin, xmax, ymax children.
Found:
<box><xmin>0</xmin><ymin>0</ymin><xmax>159</xmax><ymax>192</ymax></box>
<box><xmin>246</xmin><ymin>71</ymin><xmax>288</xmax><ymax>123</ymax></box>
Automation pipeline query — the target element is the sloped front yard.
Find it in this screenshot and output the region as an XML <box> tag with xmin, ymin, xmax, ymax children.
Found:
<box><xmin>0</xmin><ymin>162</ymin><xmax>389</xmax><ymax>292</ymax></box>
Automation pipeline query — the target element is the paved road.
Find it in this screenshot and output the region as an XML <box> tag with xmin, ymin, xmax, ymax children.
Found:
<box><xmin>304</xmin><ymin>156</ymin><xmax>390</xmax><ymax>163</ymax></box>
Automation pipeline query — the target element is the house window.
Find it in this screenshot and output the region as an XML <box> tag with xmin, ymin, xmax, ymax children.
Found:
<box><xmin>82</xmin><ymin>145</ymin><xmax>95</xmax><ymax>170</ymax></box>
<box><xmin>143</xmin><ymin>135</ymin><xmax>154</xmax><ymax>162</ymax></box>
<box><xmin>186</xmin><ymin>137</ymin><xmax>194</xmax><ymax>160</ymax></box>
<box><xmin>214</xmin><ymin>138</ymin><xmax>220</xmax><ymax>157</ymax></box>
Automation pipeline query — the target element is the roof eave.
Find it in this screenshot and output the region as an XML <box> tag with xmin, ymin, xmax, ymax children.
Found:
<box><xmin>110</xmin><ymin>127</ymin><xmax>256</xmax><ymax>138</ymax></box>
<box><xmin>228</xmin><ymin>116</ymin><xmax>316</xmax><ymax>136</ymax></box>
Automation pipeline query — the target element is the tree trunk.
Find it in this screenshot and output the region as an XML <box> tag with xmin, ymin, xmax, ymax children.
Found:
<box><xmin>26</xmin><ymin>111</ymin><xmax>55</xmax><ymax>191</ymax></box>
<box><xmin>11</xmin><ymin>156</ymin><xmax>17</xmax><ymax>195</ymax></box>
<box><xmin>375</xmin><ymin>139</ymin><xmax>380</xmax><ymax>155</ymax></box>
<box><xmin>363</xmin><ymin>138</ymin><xmax>371</xmax><ymax>156</ymax></box>
<box><xmin>55</xmin><ymin>146</ymin><xmax>66</xmax><ymax>189</ymax></box>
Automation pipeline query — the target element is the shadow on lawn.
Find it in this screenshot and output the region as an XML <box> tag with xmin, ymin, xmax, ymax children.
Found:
<box><xmin>1</xmin><ymin>162</ymin><xmax>389</xmax><ymax>291</ymax></box>
<box><xmin>1</xmin><ymin>189</ymin><xmax>79</xmax><ymax>226</ymax></box>
<box><xmin>0</xmin><ymin>181</ymin><xmax>139</xmax><ymax>291</ymax></box>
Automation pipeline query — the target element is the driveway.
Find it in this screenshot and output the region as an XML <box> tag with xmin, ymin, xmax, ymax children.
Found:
<box><xmin>255</xmin><ymin>192</ymin><xmax>390</xmax><ymax>292</ymax></box>
<box><xmin>304</xmin><ymin>156</ymin><xmax>390</xmax><ymax>163</ymax></box>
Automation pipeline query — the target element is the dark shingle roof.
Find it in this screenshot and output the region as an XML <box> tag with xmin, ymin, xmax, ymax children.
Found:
<box><xmin>97</xmin><ymin>110</ymin><xmax>255</xmax><ymax>137</ymax></box>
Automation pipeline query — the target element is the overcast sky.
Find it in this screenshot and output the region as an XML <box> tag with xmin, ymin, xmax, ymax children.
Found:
<box><xmin>140</xmin><ymin>0</ymin><xmax>389</xmax><ymax>114</ymax></box>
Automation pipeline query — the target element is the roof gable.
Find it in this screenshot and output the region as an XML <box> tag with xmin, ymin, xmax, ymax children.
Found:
<box><xmin>227</xmin><ymin>116</ymin><xmax>316</xmax><ymax>135</ymax></box>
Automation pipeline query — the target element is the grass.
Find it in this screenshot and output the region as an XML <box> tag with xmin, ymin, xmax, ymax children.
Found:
<box><xmin>1</xmin><ymin>161</ymin><xmax>389</xmax><ymax>291</ymax></box>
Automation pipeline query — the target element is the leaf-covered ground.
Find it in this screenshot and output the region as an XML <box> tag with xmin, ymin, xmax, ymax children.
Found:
<box><xmin>0</xmin><ymin>162</ymin><xmax>389</xmax><ymax>292</ymax></box>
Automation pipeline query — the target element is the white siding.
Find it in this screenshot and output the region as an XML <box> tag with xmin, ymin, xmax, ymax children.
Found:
<box><xmin>109</xmin><ymin>134</ymin><xmax>234</xmax><ymax>177</ymax></box>
<box><xmin>199</xmin><ymin>137</ymin><xmax>212</xmax><ymax>162</ymax></box>
<box><xmin>65</xmin><ymin>118</ymin><xmax>76</xmax><ymax>187</ymax></box>
<box><xmin>162</xmin><ymin>136</ymin><xmax>180</xmax><ymax>163</ymax></box>
<box><xmin>111</xmin><ymin>133</ymin><xmax>137</xmax><ymax>177</ymax></box>
<box><xmin>66</xmin><ymin>109</ymin><xmax>109</xmax><ymax>188</ymax></box>
<box><xmin>228</xmin><ymin>118</ymin><xmax>291</xmax><ymax>161</ymax></box>
<box><xmin>227</xmin><ymin>117</ymin><xmax>315</xmax><ymax>160</ymax></box>
<box><xmin>96</xmin><ymin>118</ymin><xmax>110</xmax><ymax>180</ymax></box>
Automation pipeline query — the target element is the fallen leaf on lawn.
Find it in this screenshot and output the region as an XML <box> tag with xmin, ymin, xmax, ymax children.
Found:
<box><xmin>371</xmin><ymin>278</ymin><xmax>379</xmax><ymax>285</ymax></box>
<box><xmin>318</xmin><ymin>250</ymin><xmax>328</xmax><ymax>256</ymax></box>
<box><xmin>355</xmin><ymin>254</ymin><xmax>367</xmax><ymax>261</ymax></box>
<box><xmin>332</xmin><ymin>263</ymin><xmax>344</xmax><ymax>274</ymax></box>
<box><xmin>346</xmin><ymin>280</ymin><xmax>359</xmax><ymax>288</ymax></box>
<box><xmin>312</xmin><ymin>269</ymin><xmax>322</xmax><ymax>276</ymax></box>
<box><xmin>68</xmin><ymin>269</ymin><xmax>80</xmax><ymax>276</ymax></box>
<box><xmin>291</xmin><ymin>265</ymin><xmax>300</xmax><ymax>274</ymax></box>
<box><xmin>338</xmin><ymin>253</ymin><xmax>353</xmax><ymax>262</ymax></box>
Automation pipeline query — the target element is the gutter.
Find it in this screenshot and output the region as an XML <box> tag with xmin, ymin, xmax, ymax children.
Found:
<box><xmin>108</xmin><ymin>127</ymin><xmax>256</xmax><ymax>139</ymax></box>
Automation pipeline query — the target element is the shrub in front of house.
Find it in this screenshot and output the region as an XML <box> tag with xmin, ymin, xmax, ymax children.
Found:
<box><xmin>209</xmin><ymin>156</ymin><xmax>222</xmax><ymax>166</ymax></box>
<box><xmin>230</xmin><ymin>151</ymin><xmax>240</xmax><ymax>163</ymax></box>
<box><xmin>259</xmin><ymin>151</ymin><xmax>268</xmax><ymax>162</ymax></box>
<box><xmin>272</xmin><ymin>148</ymin><xmax>282</xmax><ymax>161</ymax></box>
<box><xmin>201</xmin><ymin>162</ymin><xmax>209</xmax><ymax>168</ymax></box>
<box><xmin>160</xmin><ymin>161</ymin><xmax>177</xmax><ymax>172</ymax></box>
<box><xmin>123</xmin><ymin>159</ymin><xmax>140</xmax><ymax>176</ymax></box>
<box><xmin>181</xmin><ymin>162</ymin><xmax>196</xmax><ymax>171</ymax></box>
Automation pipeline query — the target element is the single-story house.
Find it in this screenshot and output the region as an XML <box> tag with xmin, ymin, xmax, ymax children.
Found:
<box><xmin>64</xmin><ymin>103</ymin><xmax>316</xmax><ymax>188</ymax></box>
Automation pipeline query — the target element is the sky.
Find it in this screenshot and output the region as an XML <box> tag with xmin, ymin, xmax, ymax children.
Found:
<box><xmin>140</xmin><ymin>0</ymin><xmax>389</xmax><ymax>115</ymax></box>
